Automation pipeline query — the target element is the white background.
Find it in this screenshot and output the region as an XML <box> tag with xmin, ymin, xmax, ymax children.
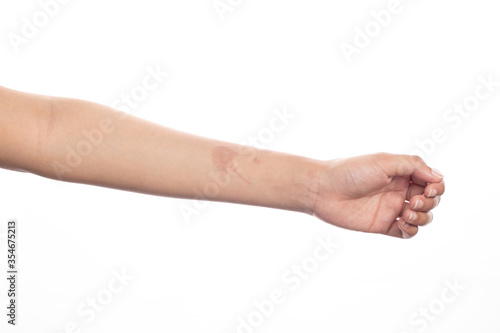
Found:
<box><xmin>1</xmin><ymin>0</ymin><xmax>499</xmax><ymax>332</ymax></box>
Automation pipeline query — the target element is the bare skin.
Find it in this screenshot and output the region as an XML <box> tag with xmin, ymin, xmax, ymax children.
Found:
<box><xmin>0</xmin><ymin>86</ymin><xmax>444</xmax><ymax>238</ymax></box>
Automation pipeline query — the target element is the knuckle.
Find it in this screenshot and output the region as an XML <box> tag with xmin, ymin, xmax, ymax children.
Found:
<box><xmin>410</xmin><ymin>154</ymin><xmax>425</xmax><ymax>165</ymax></box>
<box><xmin>375</xmin><ymin>152</ymin><xmax>391</xmax><ymax>161</ymax></box>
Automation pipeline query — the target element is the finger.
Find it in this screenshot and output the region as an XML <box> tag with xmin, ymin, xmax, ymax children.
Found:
<box><xmin>379</xmin><ymin>153</ymin><xmax>444</xmax><ymax>184</ymax></box>
<box><xmin>386</xmin><ymin>218</ymin><xmax>418</xmax><ymax>238</ymax></box>
<box><xmin>399</xmin><ymin>201</ymin><xmax>410</xmax><ymax>217</ymax></box>
<box><xmin>387</xmin><ymin>219</ymin><xmax>403</xmax><ymax>238</ymax></box>
<box><xmin>406</xmin><ymin>182</ymin><xmax>425</xmax><ymax>201</ymax></box>
<box><xmin>404</xmin><ymin>209</ymin><xmax>434</xmax><ymax>226</ymax></box>
<box><xmin>410</xmin><ymin>175</ymin><xmax>427</xmax><ymax>187</ymax></box>
<box><xmin>409</xmin><ymin>195</ymin><xmax>441</xmax><ymax>212</ymax></box>
<box><xmin>424</xmin><ymin>180</ymin><xmax>445</xmax><ymax>198</ymax></box>
<box><xmin>398</xmin><ymin>218</ymin><xmax>419</xmax><ymax>239</ymax></box>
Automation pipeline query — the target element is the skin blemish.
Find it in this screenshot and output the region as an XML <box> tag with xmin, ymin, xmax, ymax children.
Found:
<box><xmin>253</xmin><ymin>157</ymin><xmax>261</xmax><ymax>165</ymax></box>
<box><xmin>211</xmin><ymin>146</ymin><xmax>251</xmax><ymax>184</ymax></box>
<box><xmin>212</xmin><ymin>146</ymin><xmax>238</xmax><ymax>171</ymax></box>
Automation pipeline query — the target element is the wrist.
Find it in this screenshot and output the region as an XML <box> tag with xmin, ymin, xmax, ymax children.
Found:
<box><xmin>289</xmin><ymin>155</ymin><xmax>326</xmax><ymax>215</ymax></box>
<box><xmin>229</xmin><ymin>146</ymin><xmax>325</xmax><ymax>215</ymax></box>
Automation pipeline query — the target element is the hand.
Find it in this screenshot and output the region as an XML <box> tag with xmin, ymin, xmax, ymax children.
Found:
<box><xmin>312</xmin><ymin>153</ymin><xmax>445</xmax><ymax>238</ymax></box>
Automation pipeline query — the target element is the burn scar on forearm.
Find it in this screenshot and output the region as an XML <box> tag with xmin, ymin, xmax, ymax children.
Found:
<box><xmin>211</xmin><ymin>145</ymin><xmax>251</xmax><ymax>184</ymax></box>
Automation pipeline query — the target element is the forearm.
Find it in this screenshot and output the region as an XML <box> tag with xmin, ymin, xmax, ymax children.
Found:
<box><xmin>34</xmin><ymin>96</ymin><xmax>322</xmax><ymax>214</ymax></box>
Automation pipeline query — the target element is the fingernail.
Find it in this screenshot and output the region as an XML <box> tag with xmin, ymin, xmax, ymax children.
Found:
<box><xmin>431</xmin><ymin>168</ymin><xmax>444</xmax><ymax>179</ymax></box>
<box><xmin>428</xmin><ymin>211</ymin><xmax>434</xmax><ymax>224</ymax></box>
<box><xmin>413</xmin><ymin>199</ymin><xmax>423</xmax><ymax>210</ymax></box>
<box><xmin>399</xmin><ymin>220</ymin><xmax>410</xmax><ymax>239</ymax></box>
<box><xmin>427</xmin><ymin>189</ymin><xmax>438</xmax><ymax>197</ymax></box>
<box><xmin>408</xmin><ymin>211</ymin><xmax>416</xmax><ymax>221</ymax></box>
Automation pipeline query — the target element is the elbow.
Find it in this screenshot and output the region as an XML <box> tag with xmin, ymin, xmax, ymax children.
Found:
<box><xmin>0</xmin><ymin>90</ymin><xmax>56</xmax><ymax>176</ymax></box>
<box><xmin>31</xmin><ymin>96</ymin><xmax>61</xmax><ymax>179</ymax></box>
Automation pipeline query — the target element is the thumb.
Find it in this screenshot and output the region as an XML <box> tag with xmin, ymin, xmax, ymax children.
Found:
<box><xmin>379</xmin><ymin>153</ymin><xmax>444</xmax><ymax>184</ymax></box>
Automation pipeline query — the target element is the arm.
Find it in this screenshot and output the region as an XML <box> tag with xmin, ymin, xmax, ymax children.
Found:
<box><xmin>0</xmin><ymin>86</ymin><xmax>53</xmax><ymax>172</ymax></box>
<box><xmin>1</xmin><ymin>86</ymin><xmax>320</xmax><ymax>214</ymax></box>
<box><xmin>0</xmin><ymin>86</ymin><xmax>444</xmax><ymax>238</ymax></box>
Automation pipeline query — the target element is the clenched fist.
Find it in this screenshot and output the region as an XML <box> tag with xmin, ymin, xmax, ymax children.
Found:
<box><xmin>312</xmin><ymin>153</ymin><xmax>445</xmax><ymax>238</ymax></box>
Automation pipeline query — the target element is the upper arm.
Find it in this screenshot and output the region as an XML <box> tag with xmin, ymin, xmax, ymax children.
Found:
<box><xmin>0</xmin><ymin>86</ymin><xmax>54</xmax><ymax>173</ymax></box>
